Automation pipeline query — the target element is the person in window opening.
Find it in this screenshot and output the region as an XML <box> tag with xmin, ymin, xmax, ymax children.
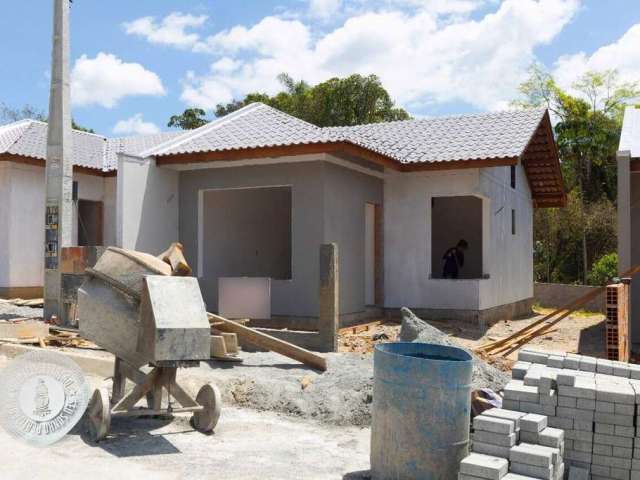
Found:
<box><xmin>442</xmin><ymin>239</ymin><xmax>469</xmax><ymax>279</ymax></box>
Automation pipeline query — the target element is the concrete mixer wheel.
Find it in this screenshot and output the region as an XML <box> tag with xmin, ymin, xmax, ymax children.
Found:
<box><xmin>192</xmin><ymin>384</ymin><xmax>221</xmax><ymax>433</ymax></box>
<box><xmin>87</xmin><ymin>387</ymin><xmax>111</xmax><ymax>442</ymax></box>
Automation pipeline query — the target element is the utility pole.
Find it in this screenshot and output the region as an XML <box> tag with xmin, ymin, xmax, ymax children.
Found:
<box><xmin>44</xmin><ymin>0</ymin><xmax>73</xmax><ymax>320</ymax></box>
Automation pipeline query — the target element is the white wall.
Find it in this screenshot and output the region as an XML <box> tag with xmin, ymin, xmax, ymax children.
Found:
<box><xmin>478</xmin><ymin>162</ymin><xmax>534</xmax><ymax>309</ymax></box>
<box><xmin>384</xmin><ymin>168</ymin><xmax>482</xmax><ymax>309</ymax></box>
<box><xmin>0</xmin><ymin>162</ymin><xmax>115</xmax><ymax>289</ymax></box>
<box><xmin>384</xmin><ymin>162</ymin><xmax>534</xmax><ymax>311</ymax></box>
<box><xmin>103</xmin><ymin>176</ymin><xmax>117</xmax><ymax>246</ymax></box>
<box><xmin>117</xmin><ymin>154</ymin><xmax>179</xmax><ymax>255</ymax></box>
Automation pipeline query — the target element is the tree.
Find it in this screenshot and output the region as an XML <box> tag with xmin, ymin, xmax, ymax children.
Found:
<box><xmin>514</xmin><ymin>65</ymin><xmax>639</xmax><ymax>284</ymax></box>
<box><xmin>169</xmin><ymin>73</ymin><xmax>411</xmax><ymax>130</ymax></box>
<box><xmin>168</xmin><ymin>108</ymin><xmax>209</xmax><ymax>130</ymax></box>
<box><xmin>1</xmin><ymin>102</ymin><xmax>94</xmax><ymax>132</ymax></box>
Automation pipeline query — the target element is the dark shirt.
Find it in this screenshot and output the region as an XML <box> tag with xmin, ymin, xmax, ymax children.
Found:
<box><xmin>443</xmin><ymin>247</ymin><xmax>465</xmax><ymax>277</ymax></box>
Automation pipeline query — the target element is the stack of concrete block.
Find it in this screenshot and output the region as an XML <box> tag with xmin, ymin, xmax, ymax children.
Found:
<box><xmin>463</xmin><ymin>408</ymin><xmax>566</xmax><ymax>479</ymax></box>
<box><xmin>508</xmin><ymin>347</ymin><xmax>640</xmax><ymax>479</ymax></box>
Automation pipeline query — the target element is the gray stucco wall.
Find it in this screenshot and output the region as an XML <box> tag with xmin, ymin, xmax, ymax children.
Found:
<box><xmin>323</xmin><ymin>161</ymin><xmax>384</xmax><ymax>314</ymax></box>
<box><xmin>179</xmin><ymin>159</ymin><xmax>383</xmax><ymax>319</ymax></box>
<box><xmin>180</xmin><ymin>161</ymin><xmax>324</xmax><ymax>317</ymax></box>
<box><xmin>534</xmin><ymin>282</ymin><xmax>605</xmax><ymax>313</ymax></box>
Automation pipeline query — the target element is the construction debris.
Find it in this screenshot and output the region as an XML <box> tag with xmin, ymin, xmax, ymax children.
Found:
<box><xmin>0</xmin><ymin>298</ymin><xmax>44</xmax><ymax>308</ymax></box>
<box><xmin>0</xmin><ymin>319</ymin><xmax>49</xmax><ymax>339</ymax></box>
<box><xmin>399</xmin><ymin>307</ymin><xmax>510</xmax><ymax>391</ymax></box>
<box><xmin>158</xmin><ymin>242</ymin><xmax>192</xmax><ymax>276</ymax></box>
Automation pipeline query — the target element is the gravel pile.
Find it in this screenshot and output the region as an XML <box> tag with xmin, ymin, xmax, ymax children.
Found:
<box><xmin>0</xmin><ymin>301</ymin><xmax>43</xmax><ymax>321</ymax></box>
<box><xmin>398</xmin><ymin>307</ymin><xmax>509</xmax><ymax>392</ymax></box>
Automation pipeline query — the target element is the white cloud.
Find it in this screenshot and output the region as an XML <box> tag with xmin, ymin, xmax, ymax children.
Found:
<box><xmin>553</xmin><ymin>24</ymin><xmax>640</xmax><ymax>92</ymax></box>
<box><xmin>123</xmin><ymin>12</ymin><xmax>208</xmax><ymax>49</ymax></box>
<box><xmin>180</xmin><ymin>0</ymin><xmax>580</xmax><ymax>111</ymax></box>
<box><xmin>71</xmin><ymin>53</ymin><xmax>166</xmax><ymax>108</ymax></box>
<box><xmin>309</xmin><ymin>0</ymin><xmax>343</xmax><ymax>20</ymax></box>
<box><xmin>113</xmin><ymin>113</ymin><xmax>161</xmax><ymax>136</ymax></box>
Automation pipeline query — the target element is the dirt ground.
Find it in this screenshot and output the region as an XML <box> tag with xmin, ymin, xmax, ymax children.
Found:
<box><xmin>338</xmin><ymin>308</ymin><xmax>607</xmax><ymax>360</ymax></box>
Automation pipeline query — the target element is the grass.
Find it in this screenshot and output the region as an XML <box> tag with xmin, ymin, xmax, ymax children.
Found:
<box><xmin>532</xmin><ymin>304</ymin><xmax>602</xmax><ymax>319</ymax></box>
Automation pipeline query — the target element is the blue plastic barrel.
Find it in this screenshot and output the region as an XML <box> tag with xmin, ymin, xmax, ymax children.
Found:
<box><xmin>371</xmin><ymin>342</ymin><xmax>473</xmax><ymax>479</ymax></box>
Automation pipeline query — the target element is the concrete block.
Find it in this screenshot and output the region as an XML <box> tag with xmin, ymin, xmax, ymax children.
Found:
<box><xmin>474</xmin><ymin>415</ymin><xmax>515</xmax><ymax>435</ymax></box>
<box><xmin>595</xmin><ymin>423</ymin><xmax>615</xmax><ymax>435</ymax></box>
<box><xmin>527</xmin><ymin>443</ymin><xmax>562</xmax><ymax>466</ymax></box>
<box><xmin>610</xmin><ymin>467</ymin><xmax>631</xmax><ymax>480</ymax></box>
<box><xmin>593</xmin><ymin>443</ymin><xmax>613</xmax><ymax>455</ymax></box>
<box><xmin>615</xmin><ymin>425</ymin><xmax>635</xmax><ymax>438</ymax></box>
<box><xmin>519</xmin><ymin>402</ymin><xmax>556</xmax><ymax>417</ymax></box>
<box><xmin>615</xmin><ymin>403</ymin><xmax>635</xmax><ymax>416</ymax></box>
<box><xmin>458</xmin><ymin>474</ymin><xmax>486</xmax><ymax>480</ymax></box>
<box><xmin>504</xmin><ymin>381</ymin><xmax>540</xmax><ymax>403</ymax></box>
<box><xmin>567</xmin><ymin>466</ymin><xmax>590</xmax><ymax>480</ymax></box>
<box><xmin>590</xmin><ymin>464</ymin><xmax>610</xmax><ymax>476</ymax></box>
<box><xmin>518</xmin><ymin>431</ymin><xmax>538</xmax><ymax>443</ymax></box>
<box><xmin>593</xmin><ymin>433</ymin><xmax>633</xmax><ymax>448</ymax></box>
<box><xmin>573</xmin><ymin>419</ymin><xmax>594</xmax><ymax>431</ymax></box>
<box><xmin>503</xmin><ymin>474</ymin><xmax>541</xmax><ymax>480</ymax></box>
<box><xmin>633</xmin><ymin>458</ymin><xmax>640</xmax><ymax>470</ymax></box>
<box><xmin>482</xmin><ymin>408</ymin><xmax>526</xmax><ymax>430</ymax></box>
<box><xmin>521</xmin><ymin>413</ymin><xmax>548</xmax><ymax>433</ymax></box>
<box><xmin>513</xmin><ymin>361</ymin><xmax>532</xmax><ymax>380</ymax></box>
<box><xmin>538</xmin><ymin>427</ymin><xmax>564</xmax><ymax>449</ymax></box>
<box><xmin>510</xmin><ymin>444</ymin><xmax>553</xmax><ymax>467</ymax></box>
<box><xmin>557</xmin><ymin>372</ymin><xmax>577</xmax><ymax>386</ymax></box>
<box><xmin>594</xmin><ymin>412</ymin><xmax>634</xmax><ymax>426</ymax></box>
<box><xmin>502</xmin><ymin>399</ymin><xmax>520</xmax><ymax>411</ymax></box>
<box><xmin>558</xmin><ymin>396</ymin><xmax>577</xmax><ymax>408</ymax></box>
<box><xmin>459</xmin><ymin>453</ymin><xmax>509</xmax><ymax>480</ymax></box>
<box><xmin>509</xmin><ymin>462</ymin><xmax>553</xmax><ymax>480</ymax></box>
<box><xmin>596</xmin><ymin>400</ymin><xmax>616</xmax><ymax>413</ymax></box>
<box><xmin>564</xmin><ymin>355</ymin><xmax>581</xmax><ymax>370</ymax></box>
<box><xmin>597</xmin><ymin>358</ymin><xmax>615</xmax><ymax>375</ymax></box>
<box><xmin>596</xmin><ymin>384</ymin><xmax>635</xmax><ymax>405</ymax></box>
<box><xmin>565</xmin><ymin>429</ymin><xmax>593</xmax><ymax>441</ymax></box>
<box><xmin>564</xmin><ymin>449</ymin><xmax>592</xmax><ymax>464</ymax></box>
<box><xmin>524</xmin><ymin>370</ymin><xmax>541</xmax><ymax>387</ymax></box>
<box><xmin>612</xmin><ymin>446</ymin><xmax>633</xmax><ymax>458</ymax></box>
<box><xmin>556</xmin><ymin>406</ymin><xmax>594</xmax><ymax>422</ymax></box>
<box><xmin>472</xmin><ymin>442</ymin><xmax>511</xmax><ymax>459</ymax></box>
<box><xmin>559</xmin><ymin>380</ymin><xmax>596</xmax><ymax>399</ymax></box>
<box><xmin>613</xmin><ymin>361</ymin><xmax>631</xmax><ymax>378</ymax></box>
<box><xmin>547</xmin><ymin>355</ymin><xmax>564</xmax><ymax>368</ymax></box>
<box><xmin>579</xmin><ymin>356</ymin><xmax>597</xmax><ymax>372</ymax></box>
<box><xmin>628</xmin><ymin>364</ymin><xmax>640</xmax><ymax>380</ymax></box>
<box><xmin>576</xmin><ymin>398</ymin><xmax>595</xmax><ymax>410</ymax></box>
<box><xmin>554</xmin><ymin>462</ymin><xmax>564</xmax><ymax>480</ymax></box>
<box><xmin>592</xmin><ymin>454</ymin><xmax>632</xmax><ymax>469</ymax></box>
<box><xmin>519</xmin><ymin>349</ymin><xmax>550</xmax><ymax>365</ymax></box>
<box><xmin>548</xmin><ymin>416</ymin><xmax>573</xmax><ymax>430</ymax></box>
<box><xmin>472</xmin><ymin>431</ymin><xmax>517</xmax><ymax>448</ymax></box>
<box><xmin>573</xmin><ymin>440</ymin><xmax>593</xmax><ymax>453</ymax></box>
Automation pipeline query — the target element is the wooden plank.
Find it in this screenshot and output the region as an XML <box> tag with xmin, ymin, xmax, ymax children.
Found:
<box><xmin>477</xmin><ymin>264</ymin><xmax>640</xmax><ymax>355</ymax></box>
<box><xmin>339</xmin><ymin>320</ymin><xmax>382</xmax><ymax>335</ymax></box>
<box><xmin>158</xmin><ymin>242</ymin><xmax>192</xmax><ymax>276</ymax></box>
<box><xmin>0</xmin><ymin>321</ymin><xmax>49</xmax><ymax>339</ymax></box>
<box><xmin>209</xmin><ymin>313</ymin><xmax>327</xmax><ymax>371</ymax></box>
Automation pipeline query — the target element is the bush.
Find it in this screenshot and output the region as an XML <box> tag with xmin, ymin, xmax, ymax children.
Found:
<box><xmin>587</xmin><ymin>252</ymin><xmax>618</xmax><ymax>286</ymax></box>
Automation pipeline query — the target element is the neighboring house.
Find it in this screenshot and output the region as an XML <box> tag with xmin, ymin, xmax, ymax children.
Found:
<box><xmin>0</xmin><ymin>119</ymin><xmax>179</xmax><ymax>298</ymax></box>
<box><xmin>618</xmin><ymin>105</ymin><xmax>640</xmax><ymax>347</ymax></box>
<box><xmin>0</xmin><ymin>103</ymin><xmax>565</xmax><ymax>330</ymax></box>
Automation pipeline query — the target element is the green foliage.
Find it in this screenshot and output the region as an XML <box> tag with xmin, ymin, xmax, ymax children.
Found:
<box><xmin>72</xmin><ymin>119</ymin><xmax>94</xmax><ymax>133</ymax></box>
<box><xmin>213</xmin><ymin>73</ymin><xmax>411</xmax><ymax>127</ymax></box>
<box><xmin>587</xmin><ymin>252</ymin><xmax>618</xmax><ymax>286</ymax></box>
<box><xmin>1</xmin><ymin>102</ymin><xmax>94</xmax><ymax>133</ymax></box>
<box><xmin>168</xmin><ymin>108</ymin><xmax>209</xmax><ymax>130</ymax></box>
<box><xmin>516</xmin><ymin>64</ymin><xmax>639</xmax><ymax>284</ymax></box>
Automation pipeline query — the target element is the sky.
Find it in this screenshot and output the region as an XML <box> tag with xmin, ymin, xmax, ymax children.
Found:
<box><xmin>0</xmin><ymin>0</ymin><xmax>639</xmax><ymax>137</ymax></box>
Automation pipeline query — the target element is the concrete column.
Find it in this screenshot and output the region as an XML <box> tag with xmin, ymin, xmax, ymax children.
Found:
<box><xmin>44</xmin><ymin>0</ymin><xmax>74</xmax><ymax>321</ymax></box>
<box><xmin>319</xmin><ymin>243</ymin><xmax>338</xmax><ymax>352</ymax></box>
<box><xmin>618</xmin><ymin>152</ymin><xmax>631</xmax><ymax>273</ymax></box>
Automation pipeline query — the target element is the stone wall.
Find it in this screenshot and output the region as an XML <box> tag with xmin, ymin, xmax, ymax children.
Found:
<box><xmin>533</xmin><ymin>282</ymin><xmax>605</xmax><ymax>313</ymax></box>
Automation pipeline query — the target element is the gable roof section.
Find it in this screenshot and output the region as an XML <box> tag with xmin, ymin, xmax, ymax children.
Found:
<box><xmin>0</xmin><ymin>119</ymin><xmax>179</xmax><ymax>173</ymax></box>
<box><xmin>148</xmin><ymin>103</ymin><xmax>564</xmax><ymax>207</ymax></box>
<box><xmin>620</xmin><ymin>106</ymin><xmax>640</xmax><ymax>158</ymax></box>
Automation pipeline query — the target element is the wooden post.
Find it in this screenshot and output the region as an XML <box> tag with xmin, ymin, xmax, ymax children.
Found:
<box><xmin>319</xmin><ymin>243</ymin><xmax>338</xmax><ymax>352</ymax></box>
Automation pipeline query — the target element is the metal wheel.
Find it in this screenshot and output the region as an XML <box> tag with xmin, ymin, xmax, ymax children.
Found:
<box><xmin>87</xmin><ymin>388</ymin><xmax>111</xmax><ymax>442</ymax></box>
<box><xmin>192</xmin><ymin>384</ymin><xmax>221</xmax><ymax>433</ymax></box>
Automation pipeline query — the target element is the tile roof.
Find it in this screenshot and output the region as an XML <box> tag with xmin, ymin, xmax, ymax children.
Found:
<box><xmin>145</xmin><ymin>102</ymin><xmax>547</xmax><ymax>165</ymax></box>
<box><xmin>620</xmin><ymin>106</ymin><xmax>640</xmax><ymax>158</ymax></box>
<box><xmin>0</xmin><ymin>120</ymin><xmax>179</xmax><ymax>171</ymax></box>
